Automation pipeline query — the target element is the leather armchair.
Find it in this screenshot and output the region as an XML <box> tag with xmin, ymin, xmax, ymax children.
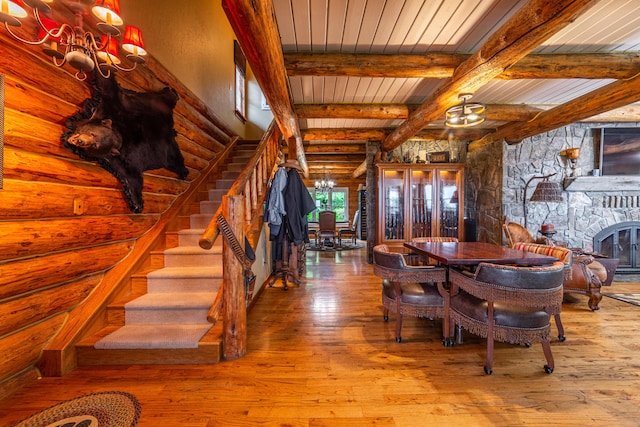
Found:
<box><xmin>373</xmin><ymin>244</ymin><xmax>446</xmax><ymax>343</ymax></box>
<box><xmin>446</xmin><ymin>261</ymin><xmax>565</xmax><ymax>375</ymax></box>
<box><xmin>513</xmin><ymin>242</ymin><xmax>605</xmax><ymax>311</ymax></box>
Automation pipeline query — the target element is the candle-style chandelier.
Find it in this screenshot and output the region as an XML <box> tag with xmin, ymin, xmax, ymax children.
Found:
<box><xmin>0</xmin><ymin>0</ymin><xmax>147</xmax><ymax>81</ymax></box>
<box><xmin>314</xmin><ymin>168</ymin><xmax>335</xmax><ymax>193</ymax></box>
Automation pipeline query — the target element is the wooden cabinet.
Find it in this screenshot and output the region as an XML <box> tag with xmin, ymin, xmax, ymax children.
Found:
<box><xmin>376</xmin><ymin>163</ymin><xmax>465</xmax><ymax>251</ymax></box>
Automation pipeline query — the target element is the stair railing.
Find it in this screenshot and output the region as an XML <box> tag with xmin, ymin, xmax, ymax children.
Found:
<box><xmin>199</xmin><ymin>120</ymin><xmax>282</xmax><ymax>359</ymax></box>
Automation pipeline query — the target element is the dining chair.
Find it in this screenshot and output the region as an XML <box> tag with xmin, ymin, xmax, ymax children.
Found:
<box><xmin>373</xmin><ymin>244</ymin><xmax>447</xmax><ymax>343</ymax></box>
<box><xmin>317</xmin><ymin>210</ymin><xmax>337</xmax><ymax>249</ymax></box>
<box><xmin>514</xmin><ymin>241</ymin><xmax>606</xmax><ymax>311</ymax></box>
<box><xmin>446</xmin><ymin>261</ymin><xmax>566</xmax><ymax>375</ymax></box>
<box><xmin>338</xmin><ymin>210</ymin><xmax>359</xmax><ymax>247</ymax></box>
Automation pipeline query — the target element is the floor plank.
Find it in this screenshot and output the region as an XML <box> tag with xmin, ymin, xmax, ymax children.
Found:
<box><xmin>1</xmin><ymin>246</ymin><xmax>639</xmax><ymax>426</ymax></box>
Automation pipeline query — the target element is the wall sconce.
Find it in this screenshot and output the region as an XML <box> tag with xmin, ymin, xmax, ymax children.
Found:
<box><xmin>523</xmin><ymin>173</ymin><xmax>564</xmax><ymax>228</ymax></box>
<box><xmin>562</xmin><ymin>147</ymin><xmax>581</xmax><ymax>177</ymax></box>
<box><xmin>445</xmin><ymin>93</ymin><xmax>486</xmax><ymax>128</ymax></box>
<box><xmin>0</xmin><ymin>0</ymin><xmax>146</xmax><ymax>81</ymax></box>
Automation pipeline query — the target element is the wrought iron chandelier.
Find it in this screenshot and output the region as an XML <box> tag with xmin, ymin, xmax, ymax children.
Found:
<box><xmin>0</xmin><ymin>0</ymin><xmax>147</xmax><ymax>81</ymax></box>
<box><xmin>445</xmin><ymin>93</ymin><xmax>486</xmax><ymax>128</ymax></box>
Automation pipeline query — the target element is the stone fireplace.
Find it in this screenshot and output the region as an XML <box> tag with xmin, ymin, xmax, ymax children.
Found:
<box><xmin>594</xmin><ymin>221</ymin><xmax>640</xmax><ymax>274</ymax></box>
<box><xmin>465</xmin><ymin>122</ymin><xmax>640</xmax><ymax>280</ymax></box>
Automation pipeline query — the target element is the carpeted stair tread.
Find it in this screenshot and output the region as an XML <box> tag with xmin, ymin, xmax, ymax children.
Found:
<box><xmin>94</xmin><ymin>324</ymin><xmax>212</xmax><ymax>349</ymax></box>
<box><xmin>146</xmin><ymin>266</ymin><xmax>222</xmax><ymax>279</ymax></box>
<box><xmin>163</xmin><ymin>245</ymin><xmax>222</xmax><ymax>255</ymax></box>
<box><xmin>125</xmin><ymin>292</ymin><xmax>216</xmax><ymax>309</ymax></box>
<box><xmin>124</xmin><ymin>292</ymin><xmax>214</xmax><ymax>324</ymax></box>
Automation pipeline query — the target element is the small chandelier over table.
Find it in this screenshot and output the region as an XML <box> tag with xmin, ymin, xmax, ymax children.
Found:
<box><xmin>315</xmin><ymin>168</ymin><xmax>334</xmax><ymax>193</ymax></box>
<box><xmin>0</xmin><ymin>0</ymin><xmax>147</xmax><ymax>81</ymax></box>
<box><xmin>445</xmin><ymin>93</ymin><xmax>486</xmax><ymax>128</ymax></box>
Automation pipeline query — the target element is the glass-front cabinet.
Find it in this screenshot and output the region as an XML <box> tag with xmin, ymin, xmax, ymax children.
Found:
<box><xmin>377</xmin><ymin>163</ymin><xmax>464</xmax><ymax>251</ymax></box>
<box><xmin>380</xmin><ymin>168</ymin><xmax>405</xmax><ymax>241</ymax></box>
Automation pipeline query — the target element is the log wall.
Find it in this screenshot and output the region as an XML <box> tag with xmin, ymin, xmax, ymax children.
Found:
<box><xmin>0</xmin><ymin>7</ymin><xmax>237</xmax><ymax>397</ymax></box>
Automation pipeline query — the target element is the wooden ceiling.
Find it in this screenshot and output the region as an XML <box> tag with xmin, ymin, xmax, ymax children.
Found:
<box><xmin>223</xmin><ymin>0</ymin><xmax>640</xmax><ymax>182</ymax></box>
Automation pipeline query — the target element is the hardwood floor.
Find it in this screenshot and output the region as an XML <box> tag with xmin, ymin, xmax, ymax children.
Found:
<box><xmin>1</xmin><ymin>245</ymin><xmax>640</xmax><ymax>426</ymax></box>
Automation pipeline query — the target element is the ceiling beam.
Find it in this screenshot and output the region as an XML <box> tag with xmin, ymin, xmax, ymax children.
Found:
<box><xmin>470</xmin><ymin>74</ymin><xmax>640</xmax><ymax>151</ymax></box>
<box><xmin>297</xmin><ymin>102</ymin><xmax>640</xmax><ymax>123</ymax></box>
<box><xmin>382</xmin><ymin>0</ymin><xmax>598</xmax><ymax>153</ymax></box>
<box><xmin>221</xmin><ymin>0</ymin><xmax>308</xmax><ymax>175</ymax></box>
<box><xmin>304</xmin><ymin>143</ymin><xmax>366</xmax><ymax>154</ymax></box>
<box><xmin>296</xmin><ymin>103</ymin><xmax>544</xmax><ymax>121</ymax></box>
<box><xmin>284</xmin><ymin>52</ymin><xmax>640</xmax><ymax>80</ymax></box>
<box><xmin>302</xmin><ymin>128</ymin><xmax>490</xmax><ymax>141</ymax></box>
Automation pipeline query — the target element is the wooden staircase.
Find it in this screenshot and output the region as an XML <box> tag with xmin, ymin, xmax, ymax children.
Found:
<box><xmin>76</xmin><ymin>141</ymin><xmax>260</xmax><ymax>366</ymax></box>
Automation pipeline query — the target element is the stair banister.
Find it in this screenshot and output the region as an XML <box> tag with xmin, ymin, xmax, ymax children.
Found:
<box><xmin>199</xmin><ymin>121</ymin><xmax>281</xmax><ymax>250</ymax></box>
<box><xmin>198</xmin><ymin>121</ymin><xmax>282</xmax><ymax>355</ymax></box>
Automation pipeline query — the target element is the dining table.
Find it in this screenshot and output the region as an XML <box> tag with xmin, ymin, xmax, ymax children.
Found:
<box><xmin>403</xmin><ymin>241</ymin><xmax>559</xmax><ymax>267</ymax></box>
<box><xmin>403</xmin><ymin>241</ymin><xmax>559</xmax><ymax>346</ymax></box>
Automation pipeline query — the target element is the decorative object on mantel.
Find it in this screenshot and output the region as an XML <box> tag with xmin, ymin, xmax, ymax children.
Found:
<box><xmin>523</xmin><ymin>173</ymin><xmax>564</xmax><ymax>228</ymax></box>
<box><xmin>445</xmin><ymin>93</ymin><xmax>486</xmax><ymax>128</ymax></box>
<box><xmin>429</xmin><ymin>151</ymin><xmax>450</xmax><ymax>163</ymax></box>
<box><xmin>561</xmin><ymin>147</ymin><xmax>581</xmax><ymax>177</ymax></box>
<box><xmin>0</xmin><ymin>0</ymin><xmax>146</xmax><ymax>81</ymax></box>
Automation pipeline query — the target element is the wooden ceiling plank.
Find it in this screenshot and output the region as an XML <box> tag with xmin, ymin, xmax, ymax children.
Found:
<box><xmin>222</xmin><ymin>0</ymin><xmax>308</xmax><ymax>174</ymax></box>
<box><xmin>470</xmin><ymin>73</ymin><xmax>640</xmax><ymax>151</ymax></box>
<box><xmin>382</xmin><ymin>0</ymin><xmax>599</xmax><ymax>152</ymax></box>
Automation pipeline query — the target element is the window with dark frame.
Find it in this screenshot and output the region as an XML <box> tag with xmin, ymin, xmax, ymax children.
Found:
<box><xmin>234</xmin><ymin>40</ymin><xmax>246</xmax><ymax>123</ymax></box>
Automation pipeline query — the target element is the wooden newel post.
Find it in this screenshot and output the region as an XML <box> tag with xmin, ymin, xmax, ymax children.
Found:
<box><xmin>222</xmin><ymin>194</ymin><xmax>247</xmax><ymax>360</ymax></box>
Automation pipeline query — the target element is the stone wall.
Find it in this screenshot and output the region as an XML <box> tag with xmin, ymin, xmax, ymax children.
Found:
<box><xmin>467</xmin><ymin>122</ymin><xmax>640</xmax><ymax>251</ymax></box>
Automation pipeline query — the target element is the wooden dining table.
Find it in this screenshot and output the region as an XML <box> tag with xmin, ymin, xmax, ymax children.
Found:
<box><xmin>403</xmin><ymin>241</ymin><xmax>559</xmax><ymax>346</ymax></box>
<box><xmin>403</xmin><ymin>241</ymin><xmax>558</xmax><ymax>267</ymax></box>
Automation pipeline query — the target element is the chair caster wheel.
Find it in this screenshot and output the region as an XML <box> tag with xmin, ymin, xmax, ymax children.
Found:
<box><xmin>384</xmin><ymin>315</ymin><xmax>389</xmax><ymax>321</ymax></box>
<box><xmin>558</xmin><ymin>334</ymin><xmax>566</xmax><ymax>342</ymax></box>
<box><xmin>396</xmin><ymin>337</ymin><xmax>402</xmax><ymax>343</ymax></box>
<box><xmin>484</xmin><ymin>367</ymin><xmax>493</xmax><ymax>375</ymax></box>
<box><xmin>544</xmin><ymin>365</ymin><xmax>554</xmax><ymax>374</ymax></box>
<box><xmin>524</xmin><ymin>342</ymin><xmax>531</xmax><ymax>348</ymax></box>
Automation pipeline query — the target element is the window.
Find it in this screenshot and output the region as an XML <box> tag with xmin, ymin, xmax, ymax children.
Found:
<box><xmin>308</xmin><ymin>188</ymin><xmax>348</xmax><ymax>222</ymax></box>
<box><xmin>233</xmin><ymin>40</ymin><xmax>246</xmax><ymax>122</ymax></box>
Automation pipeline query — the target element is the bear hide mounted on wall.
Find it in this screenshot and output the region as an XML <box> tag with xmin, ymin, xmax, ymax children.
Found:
<box><xmin>62</xmin><ymin>74</ymin><xmax>189</xmax><ymax>213</ymax></box>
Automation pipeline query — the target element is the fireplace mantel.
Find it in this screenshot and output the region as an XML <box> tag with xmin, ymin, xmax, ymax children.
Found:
<box><xmin>563</xmin><ymin>176</ymin><xmax>640</xmax><ymax>192</ymax></box>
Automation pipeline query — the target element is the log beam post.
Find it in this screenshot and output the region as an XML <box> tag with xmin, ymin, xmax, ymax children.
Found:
<box><xmin>222</xmin><ymin>195</ymin><xmax>246</xmax><ymax>360</ymax></box>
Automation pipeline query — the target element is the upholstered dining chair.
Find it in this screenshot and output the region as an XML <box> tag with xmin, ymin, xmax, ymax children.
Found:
<box><xmin>513</xmin><ymin>241</ymin><xmax>606</xmax><ymax>312</ymax></box>
<box><xmin>338</xmin><ymin>210</ymin><xmax>359</xmax><ymax>247</ymax></box>
<box><xmin>446</xmin><ymin>261</ymin><xmax>566</xmax><ymax>375</ymax></box>
<box><xmin>511</xmin><ymin>242</ymin><xmax>572</xmax><ymax>341</ymax></box>
<box><xmin>317</xmin><ymin>210</ymin><xmax>337</xmax><ymax>249</ymax></box>
<box><xmin>373</xmin><ymin>244</ymin><xmax>447</xmax><ymax>343</ymax></box>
